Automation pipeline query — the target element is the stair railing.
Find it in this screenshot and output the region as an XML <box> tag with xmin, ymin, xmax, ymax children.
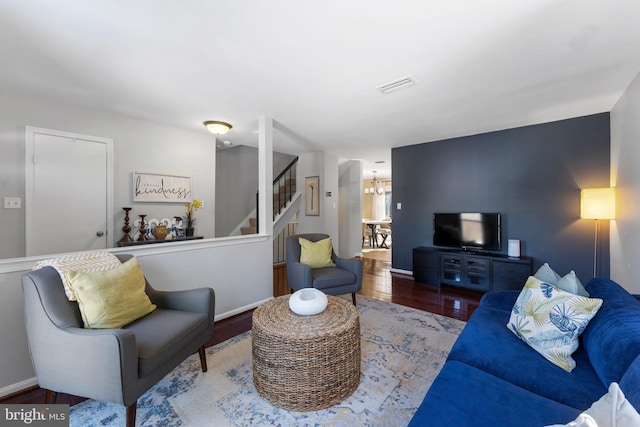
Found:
<box><xmin>254</xmin><ymin>156</ymin><xmax>299</xmax><ymax>235</ymax></box>
<box><xmin>273</xmin><ymin>220</ymin><xmax>297</xmax><ymax>264</ymax></box>
<box><xmin>273</xmin><ymin>156</ymin><xmax>298</xmax><ymax>220</ymax></box>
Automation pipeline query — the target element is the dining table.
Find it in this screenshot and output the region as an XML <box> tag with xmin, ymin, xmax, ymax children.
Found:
<box><xmin>362</xmin><ymin>219</ymin><xmax>392</xmax><ymax>248</ymax></box>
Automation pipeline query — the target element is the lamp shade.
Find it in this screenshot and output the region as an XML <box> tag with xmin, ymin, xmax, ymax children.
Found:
<box><xmin>203</xmin><ymin>121</ymin><xmax>232</xmax><ymax>135</ymax></box>
<box><xmin>581</xmin><ymin>187</ymin><xmax>615</xmax><ymax>220</ymax></box>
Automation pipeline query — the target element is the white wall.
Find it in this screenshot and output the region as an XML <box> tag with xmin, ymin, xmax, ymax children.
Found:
<box><xmin>0</xmin><ymin>267</ymin><xmax>32</xmax><ymax>395</ymax></box>
<box><xmin>295</xmin><ymin>151</ymin><xmax>342</xmax><ymax>251</ymax></box>
<box><xmin>296</xmin><ymin>152</ymin><xmax>325</xmax><ymax>233</ymax></box>
<box><xmin>295</xmin><ymin>152</ymin><xmax>362</xmax><ymax>259</ymax></box>
<box><xmin>0</xmin><ymin>91</ymin><xmax>217</xmax><ymax>259</ymax></box>
<box><xmin>610</xmin><ymin>70</ymin><xmax>640</xmax><ymax>293</ymax></box>
<box><xmin>0</xmin><ymin>237</ymin><xmax>273</xmax><ymax>397</ymax></box>
<box><xmin>339</xmin><ymin>160</ymin><xmax>363</xmax><ymax>258</ymax></box>
<box><xmin>323</xmin><ymin>151</ymin><xmax>340</xmax><ymax>251</ymax></box>
<box><xmin>0</xmin><ymin>92</ymin><xmax>275</xmax><ymax>396</ymax></box>
<box><xmin>215</xmin><ymin>145</ymin><xmax>258</xmax><ymax>236</ymax></box>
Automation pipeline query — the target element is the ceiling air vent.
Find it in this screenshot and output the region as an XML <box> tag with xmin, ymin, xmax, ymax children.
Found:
<box><xmin>377</xmin><ymin>76</ymin><xmax>416</xmax><ymax>94</ymax></box>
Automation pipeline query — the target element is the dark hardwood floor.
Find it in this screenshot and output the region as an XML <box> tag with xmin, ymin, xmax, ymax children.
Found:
<box><xmin>1</xmin><ymin>252</ymin><xmax>482</xmax><ymax>406</ymax></box>
<box><xmin>359</xmin><ymin>255</ymin><xmax>483</xmax><ymax>322</ymax></box>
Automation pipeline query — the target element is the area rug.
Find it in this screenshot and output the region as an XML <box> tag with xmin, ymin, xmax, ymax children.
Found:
<box><xmin>69</xmin><ymin>296</ymin><xmax>465</xmax><ymax>426</ymax></box>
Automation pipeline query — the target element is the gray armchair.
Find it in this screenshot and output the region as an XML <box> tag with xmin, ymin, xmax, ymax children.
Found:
<box><xmin>21</xmin><ymin>254</ymin><xmax>215</xmax><ymax>427</ymax></box>
<box><xmin>286</xmin><ymin>233</ymin><xmax>363</xmax><ymax>305</ymax></box>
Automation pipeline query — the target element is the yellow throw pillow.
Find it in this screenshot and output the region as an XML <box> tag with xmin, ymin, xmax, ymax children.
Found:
<box><xmin>299</xmin><ymin>237</ymin><xmax>336</xmax><ymax>269</ymax></box>
<box><xmin>67</xmin><ymin>257</ymin><xmax>157</xmax><ymax>329</ymax></box>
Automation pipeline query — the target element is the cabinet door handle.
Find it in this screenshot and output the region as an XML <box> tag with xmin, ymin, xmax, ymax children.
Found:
<box><xmin>96</xmin><ymin>231</ymin><xmax>105</xmax><ymax>237</ymax></box>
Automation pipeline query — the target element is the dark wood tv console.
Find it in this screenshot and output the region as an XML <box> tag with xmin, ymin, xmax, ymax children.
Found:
<box><xmin>413</xmin><ymin>247</ymin><xmax>532</xmax><ymax>292</ymax></box>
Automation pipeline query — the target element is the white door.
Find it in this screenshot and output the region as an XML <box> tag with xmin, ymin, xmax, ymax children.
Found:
<box><xmin>25</xmin><ymin>127</ymin><xmax>113</xmax><ymax>257</ymax></box>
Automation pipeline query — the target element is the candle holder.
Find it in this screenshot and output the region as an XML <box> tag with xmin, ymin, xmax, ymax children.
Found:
<box><xmin>137</xmin><ymin>214</ymin><xmax>149</xmax><ymax>241</ymax></box>
<box><xmin>118</xmin><ymin>207</ymin><xmax>133</xmax><ymax>243</ymax></box>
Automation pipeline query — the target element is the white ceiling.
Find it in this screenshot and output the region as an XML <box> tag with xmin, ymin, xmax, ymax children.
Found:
<box><xmin>2</xmin><ymin>0</ymin><xmax>640</xmax><ymax>179</ymax></box>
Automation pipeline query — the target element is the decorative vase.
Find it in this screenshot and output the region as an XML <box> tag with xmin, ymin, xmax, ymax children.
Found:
<box><xmin>154</xmin><ymin>225</ymin><xmax>168</xmax><ymax>240</ymax></box>
<box><xmin>289</xmin><ymin>288</ymin><xmax>328</xmax><ymax>315</ymax></box>
<box><xmin>186</xmin><ymin>227</ymin><xmax>195</xmax><ymax>237</ymax></box>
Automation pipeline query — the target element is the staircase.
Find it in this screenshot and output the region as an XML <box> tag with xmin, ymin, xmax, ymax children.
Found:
<box><xmin>271</xmin><ymin>157</ymin><xmax>300</xmax><ymax>297</ymax></box>
<box><xmin>240</xmin><ymin>218</ymin><xmax>257</xmax><ymax>235</ymax></box>
<box><xmin>273</xmin><ymin>157</ymin><xmax>298</xmax><ymax>219</ymax></box>
<box><xmin>274</xmin><ymin>177</ymin><xmax>296</xmax><ymax>217</ymax></box>
<box><xmin>273</xmin><ymin>218</ymin><xmax>297</xmax><ymax>297</ymax></box>
<box><xmin>239</xmin><ymin>156</ymin><xmax>299</xmax><ymax>236</ymax></box>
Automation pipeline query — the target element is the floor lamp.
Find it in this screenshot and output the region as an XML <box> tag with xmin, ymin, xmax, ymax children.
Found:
<box><xmin>580</xmin><ymin>187</ymin><xmax>616</xmax><ymax>277</ymax></box>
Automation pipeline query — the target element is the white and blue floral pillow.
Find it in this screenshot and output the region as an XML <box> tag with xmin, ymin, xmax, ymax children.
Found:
<box><xmin>507</xmin><ymin>276</ymin><xmax>603</xmax><ymax>372</ymax></box>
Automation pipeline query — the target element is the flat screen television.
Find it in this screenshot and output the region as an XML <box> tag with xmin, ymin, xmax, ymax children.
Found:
<box><xmin>433</xmin><ymin>213</ymin><xmax>501</xmax><ymax>251</ymax></box>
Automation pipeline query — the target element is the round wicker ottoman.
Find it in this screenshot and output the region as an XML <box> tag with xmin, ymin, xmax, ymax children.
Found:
<box><xmin>252</xmin><ymin>295</ymin><xmax>361</xmax><ymax>411</ymax></box>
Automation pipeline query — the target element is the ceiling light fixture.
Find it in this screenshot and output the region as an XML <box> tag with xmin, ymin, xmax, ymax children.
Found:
<box><xmin>364</xmin><ymin>171</ymin><xmax>385</xmax><ymax>196</ymax></box>
<box><xmin>377</xmin><ymin>76</ymin><xmax>416</xmax><ymax>94</ymax></box>
<box><xmin>203</xmin><ymin>121</ymin><xmax>232</xmax><ymax>135</ymax></box>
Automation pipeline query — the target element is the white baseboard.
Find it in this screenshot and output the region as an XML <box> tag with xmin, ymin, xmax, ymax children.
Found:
<box><xmin>0</xmin><ymin>377</ymin><xmax>38</xmax><ymax>398</ymax></box>
<box><xmin>390</xmin><ymin>268</ymin><xmax>413</xmax><ymax>276</ymax></box>
<box><xmin>214</xmin><ymin>297</ymin><xmax>273</xmax><ymax>322</ymax></box>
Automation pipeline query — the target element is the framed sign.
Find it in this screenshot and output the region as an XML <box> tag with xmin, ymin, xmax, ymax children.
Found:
<box><xmin>133</xmin><ymin>172</ymin><xmax>192</xmax><ymax>203</ymax></box>
<box><xmin>305</xmin><ymin>176</ymin><xmax>320</xmax><ymax>216</ymax></box>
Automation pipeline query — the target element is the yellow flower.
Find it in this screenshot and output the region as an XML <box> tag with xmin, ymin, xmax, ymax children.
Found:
<box><xmin>185</xmin><ymin>199</ymin><xmax>203</xmax><ymax>227</ymax></box>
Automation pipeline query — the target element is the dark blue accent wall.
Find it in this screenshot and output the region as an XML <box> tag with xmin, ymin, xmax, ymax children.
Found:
<box><xmin>391</xmin><ymin>113</ymin><xmax>611</xmax><ymax>282</ymax></box>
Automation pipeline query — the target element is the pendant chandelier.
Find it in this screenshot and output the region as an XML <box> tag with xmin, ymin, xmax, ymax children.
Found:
<box><xmin>364</xmin><ymin>171</ymin><xmax>385</xmax><ymax>195</ymax></box>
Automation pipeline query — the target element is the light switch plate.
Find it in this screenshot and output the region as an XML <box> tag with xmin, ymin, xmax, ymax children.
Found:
<box><xmin>4</xmin><ymin>197</ymin><xmax>22</xmax><ymax>209</ymax></box>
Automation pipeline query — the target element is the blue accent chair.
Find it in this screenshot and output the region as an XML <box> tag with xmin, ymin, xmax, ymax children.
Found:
<box><xmin>286</xmin><ymin>233</ymin><xmax>362</xmax><ymax>305</ymax></box>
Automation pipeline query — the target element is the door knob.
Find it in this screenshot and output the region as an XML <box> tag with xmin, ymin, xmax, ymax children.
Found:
<box><xmin>96</xmin><ymin>231</ymin><xmax>105</xmax><ymax>237</ymax></box>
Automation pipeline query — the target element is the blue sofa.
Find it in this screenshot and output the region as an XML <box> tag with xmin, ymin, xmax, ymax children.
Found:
<box><xmin>409</xmin><ymin>278</ymin><xmax>640</xmax><ymax>426</ymax></box>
